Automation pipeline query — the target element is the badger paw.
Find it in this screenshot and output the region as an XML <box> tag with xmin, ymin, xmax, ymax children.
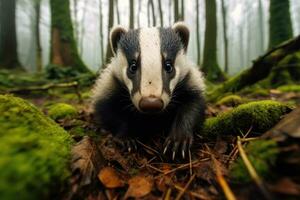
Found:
<box><xmin>114</xmin><ymin>137</ymin><xmax>138</xmax><ymax>152</ymax></box>
<box><xmin>163</xmin><ymin>132</ymin><xmax>193</xmax><ymax>160</ymax></box>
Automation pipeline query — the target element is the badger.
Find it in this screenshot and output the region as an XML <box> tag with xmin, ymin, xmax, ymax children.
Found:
<box><xmin>92</xmin><ymin>22</ymin><xmax>206</xmax><ymax>159</ymax></box>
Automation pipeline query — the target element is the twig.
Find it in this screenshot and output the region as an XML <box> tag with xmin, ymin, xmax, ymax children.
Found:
<box><xmin>237</xmin><ymin>136</ymin><xmax>273</xmax><ymax>200</ymax></box>
<box><xmin>175</xmin><ymin>174</ymin><xmax>196</xmax><ymax>200</ymax></box>
<box><xmin>212</xmin><ymin>157</ymin><xmax>236</xmax><ymax>200</ymax></box>
<box><xmin>164</xmin><ymin>188</ymin><xmax>172</xmax><ymax>200</ymax></box>
<box><xmin>189</xmin><ymin>150</ymin><xmax>193</xmax><ymax>176</ymax></box>
<box><xmin>174</xmin><ymin>184</ymin><xmax>209</xmax><ymax>200</ymax></box>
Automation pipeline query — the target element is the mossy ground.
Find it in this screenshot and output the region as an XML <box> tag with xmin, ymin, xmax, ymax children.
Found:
<box><xmin>230</xmin><ymin>140</ymin><xmax>279</xmax><ymax>183</ymax></box>
<box><xmin>48</xmin><ymin>102</ymin><xmax>78</xmax><ymax>120</ymax></box>
<box><xmin>203</xmin><ymin>100</ymin><xmax>292</xmax><ymax>137</ymax></box>
<box><xmin>0</xmin><ymin>95</ymin><xmax>73</xmax><ymax>200</ymax></box>
<box><xmin>216</xmin><ymin>94</ymin><xmax>247</xmax><ymax>107</ymax></box>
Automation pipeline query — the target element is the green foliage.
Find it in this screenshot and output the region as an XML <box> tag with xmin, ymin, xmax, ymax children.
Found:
<box><xmin>0</xmin><ymin>95</ymin><xmax>72</xmax><ymax>200</ymax></box>
<box><xmin>216</xmin><ymin>95</ymin><xmax>246</xmax><ymax>107</ymax></box>
<box><xmin>277</xmin><ymin>84</ymin><xmax>300</xmax><ymax>92</ymax></box>
<box><xmin>48</xmin><ymin>103</ymin><xmax>77</xmax><ymax>120</ymax></box>
<box><xmin>203</xmin><ymin>100</ymin><xmax>292</xmax><ymax>137</ymax></box>
<box><xmin>230</xmin><ymin>140</ymin><xmax>279</xmax><ymax>183</ymax></box>
<box><xmin>269</xmin><ymin>0</ymin><xmax>293</xmax><ymax>48</ymax></box>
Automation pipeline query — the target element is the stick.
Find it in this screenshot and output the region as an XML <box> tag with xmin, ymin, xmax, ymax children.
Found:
<box><xmin>175</xmin><ymin>174</ymin><xmax>196</xmax><ymax>200</ymax></box>
<box><xmin>237</xmin><ymin>136</ymin><xmax>273</xmax><ymax>200</ymax></box>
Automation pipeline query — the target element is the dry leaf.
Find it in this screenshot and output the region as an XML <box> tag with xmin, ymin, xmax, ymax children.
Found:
<box><xmin>125</xmin><ymin>176</ymin><xmax>153</xmax><ymax>198</ymax></box>
<box><xmin>98</xmin><ymin>167</ymin><xmax>125</xmax><ymax>188</ymax></box>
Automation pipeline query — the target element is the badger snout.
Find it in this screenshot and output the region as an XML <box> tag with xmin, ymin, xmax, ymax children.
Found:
<box><xmin>139</xmin><ymin>96</ymin><xmax>164</xmax><ymax>113</ymax></box>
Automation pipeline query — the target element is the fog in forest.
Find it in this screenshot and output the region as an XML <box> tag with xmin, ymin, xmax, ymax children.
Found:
<box><xmin>15</xmin><ymin>0</ymin><xmax>300</xmax><ymax>74</ymax></box>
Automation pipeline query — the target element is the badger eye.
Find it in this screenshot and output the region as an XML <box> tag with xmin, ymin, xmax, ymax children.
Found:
<box><xmin>164</xmin><ymin>61</ymin><xmax>173</xmax><ymax>73</ymax></box>
<box><xmin>129</xmin><ymin>61</ymin><xmax>137</xmax><ymax>74</ymax></box>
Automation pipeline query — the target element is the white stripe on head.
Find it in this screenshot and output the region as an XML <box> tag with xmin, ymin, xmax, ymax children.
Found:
<box><xmin>139</xmin><ymin>28</ymin><xmax>162</xmax><ymax>97</ymax></box>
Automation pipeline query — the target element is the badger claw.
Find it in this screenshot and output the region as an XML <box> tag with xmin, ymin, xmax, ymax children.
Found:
<box><xmin>163</xmin><ymin>133</ymin><xmax>193</xmax><ymax>160</ymax></box>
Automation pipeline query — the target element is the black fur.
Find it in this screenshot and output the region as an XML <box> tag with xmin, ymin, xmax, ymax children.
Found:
<box><xmin>94</xmin><ymin>73</ymin><xmax>205</xmax><ymax>145</ymax></box>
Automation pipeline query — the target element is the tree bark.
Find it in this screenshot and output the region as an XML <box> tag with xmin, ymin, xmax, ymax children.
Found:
<box><xmin>49</xmin><ymin>0</ymin><xmax>89</xmax><ymax>73</ymax></box>
<box><xmin>221</xmin><ymin>0</ymin><xmax>228</xmax><ymax>73</ymax></box>
<box><xmin>0</xmin><ymin>0</ymin><xmax>23</xmax><ymax>70</ymax></box>
<box><xmin>196</xmin><ymin>0</ymin><xmax>201</xmax><ymax>66</ymax></box>
<box><xmin>158</xmin><ymin>0</ymin><xmax>164</xmax><ymax>26</ymax></box>
<box><xmin>99</xmin><ymin>0</ymin><xmax>104</xmax><ymax>66</ymax></box>
<box><xmin>35</xmin><ymin>0</ymin><xmax>43</xmax><ymax>73</ymax></box>
<box><xmin>115</xmin><ymin>0</ymin><xmax>120</xmax><ymax>24</ymax></box>
<box><xmin>105</xmin><ymin>0</ymin><xmax>114</xmax><ymax>63</ymax></box>
<box><xmin>269</xmin><ymin>0</ymin><xmax>293</xmax><ymax>48</ymax></box>
<box><xmin>129</xmin><ymin>0</ymin><xmax>134</xmax><ymax>28</ymax></box>
<box><xmin>208</xmin><ymin>35</ymin><xmax>300</xmax><ymax>101</ymax></box>
<box><xmin>181</xmin><ymin>0</ymin><xmax>184</xmax><ymax>20</ymax></box>
<box><xmin>174</xmin><ymin>0</ymin><xmax>179</xmax><ymax>22</ymax></box>
<box><xmin>202</xmin><ymin>0</ymin><xmax>224</xmax><ymax>82</ymax></box>
<box><xmin>148</xmin><ymin>0</ymin><xmax>156</xmax><ymax>26</ymax></box>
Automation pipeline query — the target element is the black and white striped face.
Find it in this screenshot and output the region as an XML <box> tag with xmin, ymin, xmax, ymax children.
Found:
<box><xmin>110</xmin><ymin>23</ymin><xmax>190</xmax><ymax>113</ymax></box>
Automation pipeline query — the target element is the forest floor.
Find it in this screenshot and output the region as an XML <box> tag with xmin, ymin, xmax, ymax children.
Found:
<box><xmin>2</xmin><ymin>74</ymin><xmax>300</xmax><ymax>200</ymax></box>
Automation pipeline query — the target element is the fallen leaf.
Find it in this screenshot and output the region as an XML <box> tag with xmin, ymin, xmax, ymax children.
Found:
<box><xmin>98</xmin><ymin>167</ymin><xmax>125</xmax><ymax>188</ymax></box>
<box><xmin>125</xmin><ymin>175</ymin><xmax>153</xmax><ymax>198</ymax></box>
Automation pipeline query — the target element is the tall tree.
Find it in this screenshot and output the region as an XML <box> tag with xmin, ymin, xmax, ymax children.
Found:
<box><xmin>158</xmin><ymin>0</ymin><xmax>164</xmax><ymax>26</ymax></box>
<box><xmin>73</xmin><ymin>0</ymin><xmax>79</xmax><ymax>42</ymax></box>
<box><xmin>129</xmin><ymin>0</ymin><xmax>134</xmax><ymax>28</ymax></box>
<box><xmin>79</xmin><ymin>0</ymin><xmax>88</xmax><ymax>55</ymax></box>
<box><xmin>221</xmin><ymin>0</ymin><xmax>228</xmax><ymax>73</ymax></box>
<box><xmin>105</xmin><ymin>0</ymin><xmax>114</xmax><ymax>63</ymax></box>
<box><xmin>147</xmin><ymin>0</ymin><xmax>156</xmax><ymax>26</ymax></box>
<box><xmin>34</xmin><ymin>0</ymin><xmax>43</xmax><ymax>73</ymax></box>
<box><xmin>258</xmin><ymin>0</ymin><xmax>264</xmax><ymax>54</ymax></box>
<box><xmin>174</xmin><ymin>0</ymin><xmax>179</xmax><ymax>22</ymax></box>
<box><xmin>181</xmin><ymin>0</ymin><xmax>184</xmax><ymax>20</ymax></box>
<box><xmin>99</xmin><ymin>0</ymin><xmax>104</xmax><ymax>65</ymax></box>
<box><xmin>49</xmin><ymin>0</ymin><xmax>89</xmax><ymax>73</ymax></box>
<box><xmin>269</xmin><ymin>0</ymin><xmax>293</xmax><ymax>48</ymax></box>
<box><xmin>202</xmin><ymin>0</ymin><xmax>224</xmax><ymax>82</ymax></box>
<box><xmin>115</xmin><ymin>0</ymin><xmax>120</xmax><ymax>24</ymax></box>
<box><xmin>0</xmin><ymin>0</ymin><xmax>23</xmax><ymax>70</ymax></box>
<box><xmin>196</xmin><ymin>0</ymin><xmax>201</xmax><ymax>66</ymax></box>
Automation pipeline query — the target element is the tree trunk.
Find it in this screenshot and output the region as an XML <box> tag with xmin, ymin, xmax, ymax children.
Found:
<box><xmin>174</xmin><ymin>0</ymin><xmax>179</xmax><ymax>22</ymax></box>
<box><xmin>168</xmin><ymin>0</ymin><xmax>172</xmax><ymax>25</ymax></box>
<box><xmin>181</xmin><ymin>0</ymin><xmax>184</xmax><ymax>20</ymax></box>
<box><xmin>208</xmin><ymin>35</ymin><xmax>300</xmax><ymax>101</ymax></box>
<box><xmin>105</xmin><ymin>0</ymin><xmax>114</xmax><ymax>63</ymax></box>
<box><xmin>269</xmin><ymin>0</ymin><xmax>293</xmax><ymax>48</ymax></box>
<box><xmin>258</xmin><ymin>0</ymin><xmax>264</xmax><ymax>54</ymax></box>
<box><xmin>115</xmin><ymin>0</ymin><xmax>120</xmax><ymax>24</ymax></box>
<box><xmin>158</xmin><ymin>0</ymin><xmax>164</xmax><ymax>27</ymax></box>
<box><xmin>99</xmin><ymin>0</ymin><xmax>104</xmax><ymax>66</ymax></box>
<box><xmin>221</xmin><ymin>0</ymin><xmax>228</xmax><ymax>73</ymax></box>
<box><xmin>268</xmin><ymin>0</ymin><xmax>295</xmax><ymax>84</ymax></box>
<box><xmin>202</xmin><ymin>0</ymin><xmax>224</xmax><ymax>82</ymax></box>
<box><xmin>73</xmin><ymin>0</ymin><xmax>79</xmax><ymax>42</ymax></box>
<box><xmin>196</xmin><ymin>0</ymin><xmax>201</xmax><ymax>66</ymax></box>
<box><xmin>129</xmin><ymin>0</ymin><xmax>134</xmax><ymax>28</ymax></box>
<box><xmin>0</xmin><ymin>0</ymin><xmax>23</xmax><ymax>70</ymax></box>
<box><xmin>49</xmin><ymin>0</ymin><xmax>89</xmax><ymax>73</ymax></box>
<box><xmin>35</xmin><ymin>1</ymin><xmax>43</xmax><ymax>73</ymax></box>
<box><xmin>148</xmin><ymin>0</ymin><xmax>156</xmax><ymax>26</ymax></box>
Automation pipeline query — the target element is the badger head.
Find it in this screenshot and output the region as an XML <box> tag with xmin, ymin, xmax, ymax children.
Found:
<box><xmin>110</xmin><ymin>22</ymin><xmax>191</xmax><ymax>113</ymax></box>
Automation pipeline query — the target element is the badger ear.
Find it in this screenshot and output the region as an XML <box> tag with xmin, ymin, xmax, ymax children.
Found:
<box><xmin>110</xmin><ymin>26</ymin><xmax>127</xmax><ymax>55</ymax></box>
<box><xmin>172</xmin><ymin>22</ymin><xmax>190</xmax><ymax>52</ymax></box>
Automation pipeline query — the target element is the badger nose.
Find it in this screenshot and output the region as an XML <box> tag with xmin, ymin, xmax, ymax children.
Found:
<box><xmin>139</xmin><ymin>97</ymin><xmax>164</xmax><ymax>112</ymax></box>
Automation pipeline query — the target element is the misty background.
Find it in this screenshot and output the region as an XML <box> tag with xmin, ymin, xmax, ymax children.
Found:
<box><xmin>16</xmin><ymin>0</ymin><xmax>300</xmax><ymax>74</ymax></box>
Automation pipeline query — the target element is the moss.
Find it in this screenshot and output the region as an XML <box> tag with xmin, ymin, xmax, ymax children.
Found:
<box><xmin>230</xmin><ymin>140</ymin><xmax>279</xmax><ymax>183</ymax></box>
<box><xmin>203</xmin><ymin>100</ymin><xmax>292</xmax><ymax>137</ymax></box>
<box><xmin>48</xmin><ymin>103</ymin><xmax>77</xmax><ymax>120</ymax></box>
<box><xmin>216</xmin><ymin>95</ymin><xmax>246</xmax><ymax>107</ymax></box>
<box><xmin>277</xmin><ymin>84</ymin><xmax>300</xmax><ymax>93</ymax></box>
<box><xmin>0</xmin><ymin>95</ymin><xmax>72</xmax><ymax>200</ymax></box>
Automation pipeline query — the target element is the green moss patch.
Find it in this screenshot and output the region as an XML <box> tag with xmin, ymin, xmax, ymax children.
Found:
<box><xmin>48</xmin><ymin>103</ymin><xmax>77</xmax><ymax>120</ymax></box>
<box><xmin>216</xmin><ymin>95</ymin><xmax>246</xmax><ymax>107</ymax></box>
<box><xmin>230</xmin><ymin>140</ymin><xmax>279</xmax><ymax>183</ymax></box>
<box><xmin>277</xmin><ymin>84</ymin><xmax>300</xmax><ymax>93</ymax></box>
<box><xmin>203</xmin><ymin>100</ymin><xmax>292</xmax><ymax>137</ymax></box>
<box><xmin>0</xmin><ymin>95</ymin><xmax>72</xmax><ymax>200</ymax></box>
